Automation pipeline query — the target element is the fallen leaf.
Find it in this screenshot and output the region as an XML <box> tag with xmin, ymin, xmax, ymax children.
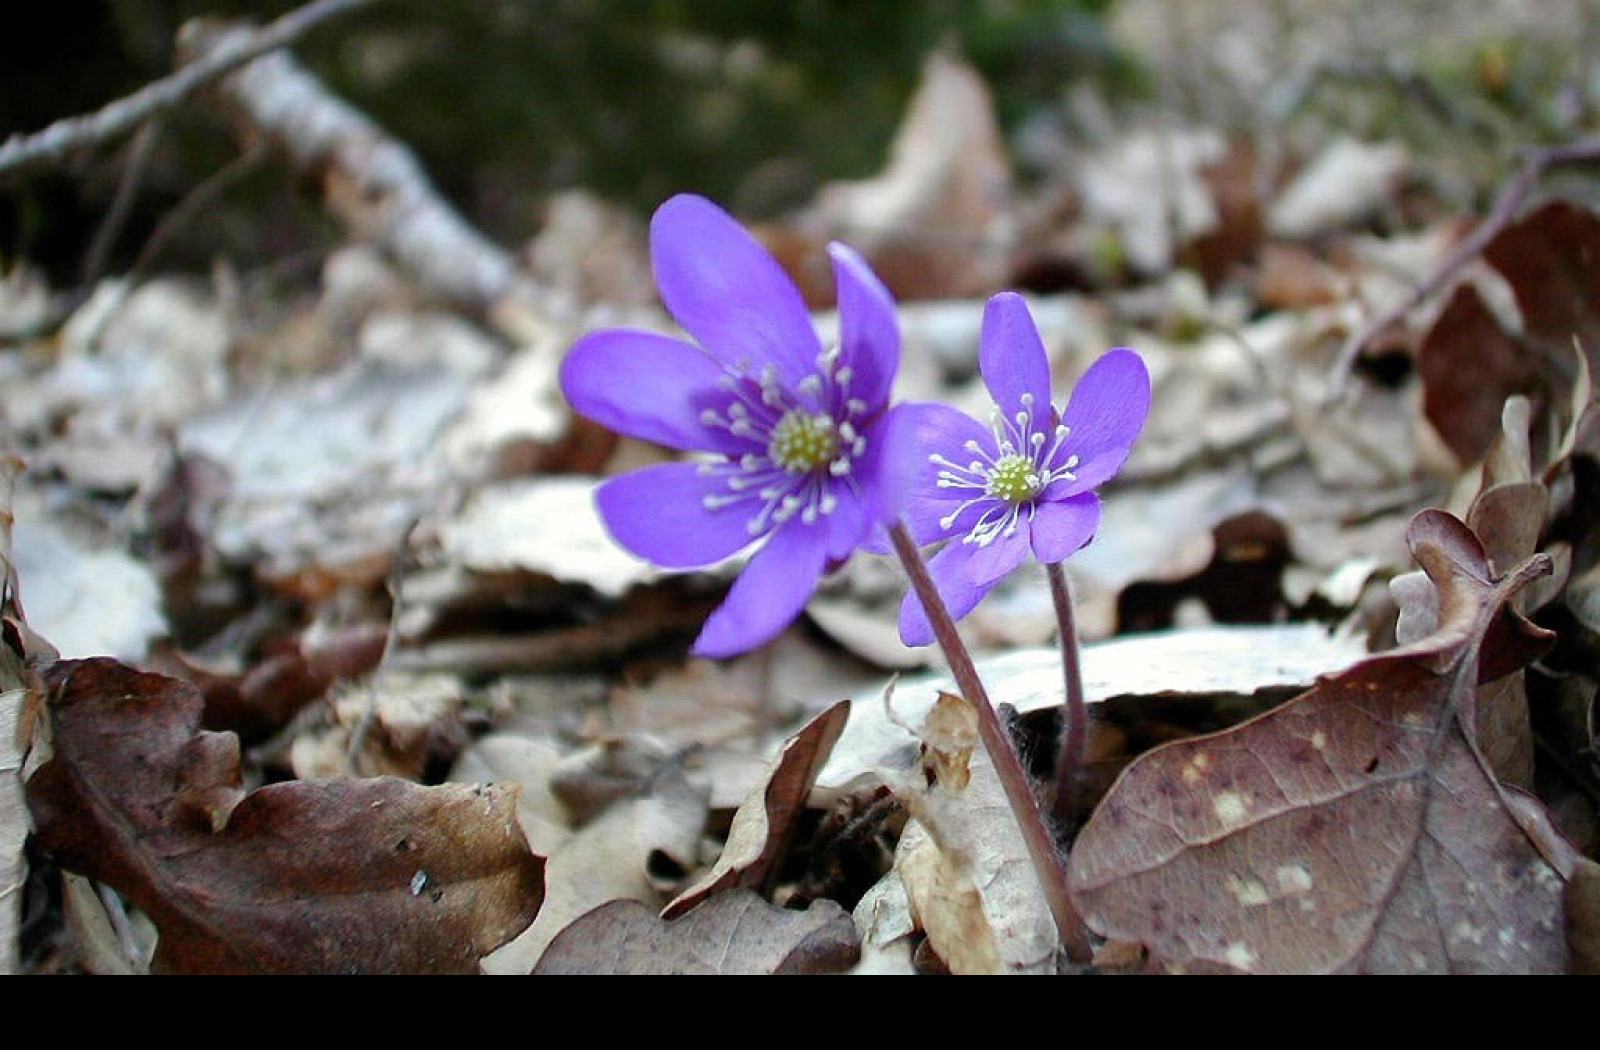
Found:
<box><xmin>483</xmin><ymin>755</ymin><xmax>707</xmax><ymax>973</ymax></box>
<box><xmin>889</xmin><ymin>692</ymin><xmax>1056</xmax><ymax>974</ymax></box>
<box><xmin>1418</xmin><ymin>282</ymin><xmax>1542</xmax><ymax>466</ymax></box>
<box><xmin>1068</xmin><ymin>510</ymin><xmax>1567</xmax><ymax>972</ymax></box>
<box><xmin>1078</xmin><ymin>126</ymin><xmax>1227</xmax><ymax>275</ymax></box>
<box><xmin>449</xmin><ymin>733</ymin><xmax>573</xmax><ymax>857</ymax></box>
<box><xmin>26</xmin><ymin>658</ymin><xmax>544</xmax><ymax>973</ymax></box>
<box><xmin>0</xmin><ymin>453</ymin><xmax>31</xmax><ymax>976</ymax></box>
<box><xmin>533</xmin><ymin>890</ymin><xmax>858</xmax><ymax>975</ymax></box>
<box><xmin>665</xmin><ymin>700</ymin><xmax>849</xmax><ymax>918</ymax></box>
<box><xmin>9</xmin><ymin>518</ymin><xmax>166</xmax><ymax>661</ymax></box>
<box><xmin>1419</xmin><ymin>200</ymin><xmax>1600</xmax><ymax>466</ymax></box>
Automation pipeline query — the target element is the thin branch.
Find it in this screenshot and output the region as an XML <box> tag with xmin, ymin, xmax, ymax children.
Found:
<box><xmin>1330</xmin><ymin>135</ymin><xmax>1600</xmax><ymax>394</ymax></box>
<box><xmin>0</xmin><ymin>0</ymin><xmax>381</xmax><ymax>181</ymax></box>
<box><xmin>131</xmin><ymin>138</ymin><xmax>271</xmax><ymax>278</ymax></box>
<box><xmin>190</xmin><ymin>14</ymin><xmax>538</xmax><ymax>321</ymax></box>
<box><xmin>81</xmin><ymin>121</ymin><xmax>163</xmax><ymax>285</ymax></box>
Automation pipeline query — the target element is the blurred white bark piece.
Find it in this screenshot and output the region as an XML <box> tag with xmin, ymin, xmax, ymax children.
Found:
<box><xmin>1268</xmin><ymin>136</ymin><xmax>1408</xmax><ymax>240</ymax></box>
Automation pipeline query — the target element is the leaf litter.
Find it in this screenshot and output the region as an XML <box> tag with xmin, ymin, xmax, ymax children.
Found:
<box><xmin>6</xmin><ymin>4</ymin><xmax>1600</xmax><ymax>973</ymax></box>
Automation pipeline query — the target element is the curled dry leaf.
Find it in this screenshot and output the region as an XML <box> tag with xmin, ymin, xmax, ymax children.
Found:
<box><xmin>26</xmin><ymin>658</ymin><xmax>544</xmax><ymax>974</ymax></box>
<box><xmin>1069</xmin><ymin>510</ymin><xmax>1568</xmax><ymax>973</ymax></box>
<box><xmin>891</xmin><ymin>692</ymin><xmax>1056</xmax><ymax>975</ymax></box>
<box><xmin>533</xmin><ymin>889</ymin><xmax>857</xmax><ymax>975</ymax></box>
<box><xmin>665</xmin><ymin>700</ymin><xmax>849</xmax><ymax>919</ymax></box>
<box><xmin>0</xmin><ymin>452</ymin><xmax>31</xmax><ymax>976</ymax></box>
<box><xmin>482</xmin><ymin>756</ymin><xmax>707</xmax><ymax>974</ymax></box>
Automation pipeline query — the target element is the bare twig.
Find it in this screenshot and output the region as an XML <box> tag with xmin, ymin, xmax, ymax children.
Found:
<box><xmin>0</xmin><ymin>0</ymin><xmax>380</xmax><ymax>181</ymax></box>
<box><xmin>1330</xmin><ymin>136</ymin><xmax>1600</xmax><ymax>394</ymax></box>
<box><xmin>131</xmin><ymin>139</ymin><xmax>272</xmax><ymax>278</ymax></box>
<box><xmin>81</xmin><ymin>121</ymin><xmax>162</xmax><ymax>285</ymax></box>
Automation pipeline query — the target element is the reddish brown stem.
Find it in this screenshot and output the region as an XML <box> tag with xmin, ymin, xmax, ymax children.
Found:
<box><xmin>889</xmin><ymin>522</ymin><xmax>1093</xmax><ymax>964</ymax></box>
<box><xmin>1046</xmin><ymin>561</ymin><xmax>1088</xmax><ymax>831</ymax></box>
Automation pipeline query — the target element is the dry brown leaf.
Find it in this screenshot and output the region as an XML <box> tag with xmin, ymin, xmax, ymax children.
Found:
<box><xmin>533</xmin><ymin>889</ymin><xmax>857</xmax><ymax>975</ymax></box>
<box><xmin>1419</xmin><ymin>283</ymin><xmax>1542</xmax><ymax>467</ymax></box>
<box><xmin>450</xmin><ymin>733</ymin><xmax>573</xmax><ymax>857</ymax></box>
<box><xmin>890</xmin><ymin>692</ymin><xmax>1056</xmax><ymax>974</ymax></box>
<box><xmin>1419</xmin><ymin>200</ymin><xmax>1600</xmax><ymax>467</ymax></box>
<box><xmin>665</xmin><ymin>700</ymin><xmax>849</xmax><ymax>919</ymax></box>
<box><xmin>482</xmin><ymin>757</ymin><xmax>707</xmax><ymax>973</ymax></box>
<box><xmin>0</xmin><ymin>453</ymin><xmax>31</xmax><ymax>976</ymax></box>
<box><xmin>26</xmin><ymin>658</ymin><xmax>544</xmax><ymax>974</ymax></box>
<box><xmin>1069</xmin><ymin>510</ymin><xmax>1567</xmax><ymax>973</ymax></box>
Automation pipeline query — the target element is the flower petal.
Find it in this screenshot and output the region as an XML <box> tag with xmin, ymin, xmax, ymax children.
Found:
<box><xmin>979</xmin><ymin>292</ymin><xmax>1052</xmax><ymax>422</ymax></box>
<box><xmin>852</xmin><ymin>402</ymin><xmax>929</xmax><ymax>533</ymax></box>
<box><xmin>960</xmin><ymin>527</ymin><xmax>1030</xmax><ymax>588</ymax></box>
<box><xmin>561</xmin><ymin>329</ymin><xmax>748</xmax><ymax>454</ymax></box>
<box><xmin>1029</xmin><ymin>492</ymin><xmax>1101</xmax><ymax>563</ymax></box>
<box><xmin>596</xmin><ymin>462</ymin><xmax>759</xmax><ymax>569</ymax></box>
<box><xmin>692</xmin><ymin>520</ymin><xmax>828</xmax><ymax>658</ymax></box>
<box><xmin>898</xmin><ymin>540</ymin><xmax>996</xmax><ymax>647</ymax></box>
<box><xmin>1054</xmin><ymin>346</ymin><xmax>1150</xmax><ymax>494</ymax></box>
<box><xmin>817</xmin><ymin>480</ymin><xmax>869</xmax><ymax>562</ymax></box>
<box><xmin>650</xmin><ymin>194</ymin><xmax>821</xmax><ymax>389</ymax></box>
<box><xmin>828</xmin><ymin>242</ymin><xmax>898</xmax><ymax>415</ymax></box>
<box><xmin>893</xmin><ymin>401</ymin><xmax>998</xmax><ymax>544</ymax></box>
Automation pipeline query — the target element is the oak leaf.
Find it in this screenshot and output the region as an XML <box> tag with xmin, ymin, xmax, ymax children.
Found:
<box><xmin>26</xmin><ymin>658</ymin><xmax>544</xmax><ymax>974</ymax></box>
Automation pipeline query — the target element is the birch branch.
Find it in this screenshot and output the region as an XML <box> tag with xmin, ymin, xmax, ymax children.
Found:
<box><xmin>0</xmin><ymin>0</ymin><xmax>380</xmax><ymax>180</ymax></box>
<box><xmin>187</xmin><ymin>19</ymin><xmax>551</xmax><ymax>335</ymax></box>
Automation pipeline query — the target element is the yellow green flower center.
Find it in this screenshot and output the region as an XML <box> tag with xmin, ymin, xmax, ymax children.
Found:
<box><xmin>768</xmin><ymin>409</ymin><xmax>840</xmax><ymax>473</ymax></box>
<box><xmin>985</xmin><ymin>453</ymin><xmax>1040</xmax><ymax>504</ymax></box>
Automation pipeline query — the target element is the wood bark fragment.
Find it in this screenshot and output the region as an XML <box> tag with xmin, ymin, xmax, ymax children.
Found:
<box><xmin>185</xmin><ymin>17</ymin><xmax>553</xmax><ymax>338</ymax></box>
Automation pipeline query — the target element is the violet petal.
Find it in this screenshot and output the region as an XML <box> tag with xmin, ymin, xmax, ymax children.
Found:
<box><xmin>960</xmin><ymin>526</ymin><xmax>1031</xmax><ymax>588</ymax></box>
<box><xmin>692</xmin><ymin>520</ymin><xmax>827</xmax><ymax>658</ymax></box>
<box><xmin>898</xmin><ymin>540</ymin><xmax>995</xmax><ymax>647</ymax></box>
<box><xmin>979</xmin><ymin>292</ymin><xmax>1053</xmax><ymax>420</ymax></box>
<box><xmin>650</xmin><ymin>194</ymin><xmax>821</xmax><ymax>390</ymax></box>
<box><xmin>560</xmin><ymin>329</ymin><xmax>748</xmax><ymax>454</ymax></box>
<box><xmin>1030</xmin><ymin>492</ymin><xmax>1101</xmax><ymax>563</ymax></box>
<box><xmin>596</xmin><ymin>462</ymin><xmax>761</xmax><ymax>569</ymax></box>
<box><xmin>895</xmin><ymin>401</ymin><xmax>996</xmax><ymax>544</ymax></box>
<box><xmin>1053</xmin><ymin>346</ymin><xmax>1150</xmax><ymax>494</ymax></box>
<box><xmin>828</xmin><ymin>242</ymin><xmax>898</xmax><ymax>415</ymax></box>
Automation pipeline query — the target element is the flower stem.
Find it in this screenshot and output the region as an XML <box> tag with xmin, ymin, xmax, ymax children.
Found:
<box><xmin>1046</xmin><ymin>561</ymin><xmax>1088</xmax><ymax>832</ymax></box>
<box><xmin>888</xmin><ymin>521</ymin><xmax>1093</xmax><ymax>964</ymax></box>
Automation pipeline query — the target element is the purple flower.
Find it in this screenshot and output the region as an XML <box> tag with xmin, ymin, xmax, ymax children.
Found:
<box><xmin>560</xmin><ymin>194</ymin><xmax>910</xmax><ymax>658</ymax></box>
<box><xmin>897</xmin><ymin>292</ymin><xmax>1150</xmax><ymax>646</ymax></box>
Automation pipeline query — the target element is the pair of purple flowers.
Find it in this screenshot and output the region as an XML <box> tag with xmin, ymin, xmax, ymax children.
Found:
<box><xmin>560</xmin><ymin>194</ymin><xmax>1149</xmax><ymax>658</ymax></box>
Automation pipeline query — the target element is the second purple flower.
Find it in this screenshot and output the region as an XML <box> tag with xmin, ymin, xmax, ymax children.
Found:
<box><xmin>897</xmin><ymin>292</ymin><xmax>1150</xmax><ymax>646</ymax></box>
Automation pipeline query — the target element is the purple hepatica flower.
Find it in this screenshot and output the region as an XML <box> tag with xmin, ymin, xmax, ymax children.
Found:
<box><xmin>560</xmin><ymin>194</ymin><xmax>910</xmax><ymax>659</ymax></box>
<box><xmin>898</xmin><ymin>292</ymin><xmax>1150</xmax><ymax>646</ymax></box>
